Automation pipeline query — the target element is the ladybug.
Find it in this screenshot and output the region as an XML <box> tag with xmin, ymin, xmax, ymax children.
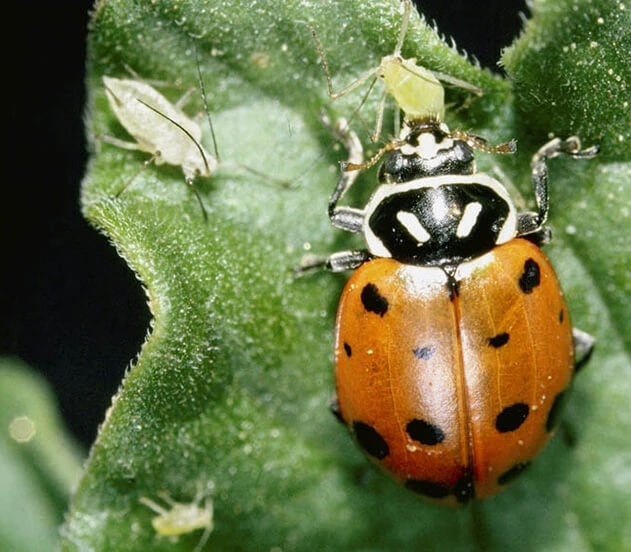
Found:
<box><xmin>302</xmin><ymin>115</ymin><xmax>598</xmax><ymax>506</ymax></box>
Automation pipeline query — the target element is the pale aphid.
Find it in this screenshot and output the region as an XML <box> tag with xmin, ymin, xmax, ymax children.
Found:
<box><xmin>103</xmin><ymin>77</ymin><xmax>218</xmax><ymax>179</ymax></box>
<box><xmin>139</xmin><ymin>489</ymin><xmax>214</xmax><ymax>552</ymax></box>
<box><xmin>310</xmin><ymin>0</ymin><xmax>482</xmax><ymax>141</ymax></box>
<box><xmin>102</xmin><ymin>76</ymin><xmax>217</xmax><ymax>219</ymax></box>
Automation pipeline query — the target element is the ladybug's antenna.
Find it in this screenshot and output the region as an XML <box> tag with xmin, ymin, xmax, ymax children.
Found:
<box><xmin>451</xmin><ymin>130</ymin><xmax>517</xmax><ymax>154</ymax></box>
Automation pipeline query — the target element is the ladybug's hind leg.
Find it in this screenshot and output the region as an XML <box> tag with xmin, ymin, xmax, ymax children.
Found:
<box><xmin>573</xmin><ymin>327</ymin><xmax>595</xmax><ymax>373</ymax></box>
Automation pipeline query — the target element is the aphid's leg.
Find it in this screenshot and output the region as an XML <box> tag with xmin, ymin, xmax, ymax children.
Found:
<box><xmin>138</xmin><ymin>496</ymin><xmax>169</xmax><ymax>515</ymax></box>
<box><xmin>370</xmin><ymin>88</ymin><xmax>389</xmax><ymax>143</ymax></box>
<box><xmin>98</xmin><ymin>133</ymin><xmax>147</xmax><ymax>153</ymax></box>
<box><xmin>184</xmin><ymin>176</ymin><xmax>209</xmax><ymax>223</ymax></box>
<box><xmin>518</xmin><ymin>136</ymin><xmax>599</xmax><ymax>238</ymax></box>
<box><xmin>307</xmin><ymin>23</ymin><xmax>379</xmax><ymax>101</ymax></box>
<box><xmin>117</xmin><ymin>155</ymin><xmax>161</xmax><ymax>197</ymax></box>
<box><xmin>222</xmin><ymin>163</ymin><xmax>293</xmax><ymax>189</ymax></box>
<box><xmin>97</xmin><ymin>137</ymin><xmax>162</xmax><ymax>198</ymax></box>
<box><xmin>191</xmin><ymin>495</ymin><xmax>214</xmax><ymax>552</ymax></box>
<box><xmin>573</xmin><ymin>327</ymin><xmax>595</xmax><ymax>373</ymax></box>
<box><xmin>172</xmin><ymin>86</ymin><xmax>196</xmax><ymax>111</ymax></box>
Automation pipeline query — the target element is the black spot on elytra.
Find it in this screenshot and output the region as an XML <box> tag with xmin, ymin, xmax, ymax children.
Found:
<box><xmin>454</xmin><ymin>472</ymin><xmax>475</xmax><ymax>504</ymax></box>
<box><xmin>413</xmin><ymin>346</ymin><xmax>435</xmax><ymax>360</ymax></box>
<box><xmin>519</xmin><ymin>258</ymin><xmax>540</xmax><ymax>294</ymax></box>
<box><xmin>498</xmin><ymin>462</ymin><xmax>531</xmax><ymax>485</ymax></box>
<box><xmin>352</xmin><ymin>421</ymin><xmax>389</xmax><ymax>459</ymax></box>
<box><xmin>559</xmin><ymin>309</ymin><xmax>565</xmax><ymax>323</ymax></box>
<box><xmin>406</xmin><ymin>419</ymin><xmax>445</xmax><ymax>445</ymax></box>
<box><xmin>404</xmin><ymin>479</ymin><xmax>450</xmax><ymax>499</ymax></box>
<box><xmin>361</xmin><ymin>283</ymin><xmax>389</xmax><ymax>316</ymax></box>
<box><xmin>546</xmin><ymin>390</ymin><xmax>568</xmax><ymax>432</ymax></box>
<box><xmin>343</xmin><ymin>342</ymin><xmax>352</xmax><ymax>358</ymax></box>
<box><xmin>488</xmin><ymin>332</ymin><xmax>510</xmax><ymax>348</ymax></box>
<box><xmin>496</xmin><ymin>403</ymin><xmax>529</xmax><ymax>433</ymax></box>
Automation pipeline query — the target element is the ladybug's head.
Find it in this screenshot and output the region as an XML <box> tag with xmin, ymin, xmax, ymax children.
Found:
<box><xmin>378</xmin><ymin>120</ymin><xmax>475</xmax><ymax>184</ymax></box>
<box><xmin>378</xmin><ymin>120</ymin><xmax>516</xmax><ymax>185</ymax></box>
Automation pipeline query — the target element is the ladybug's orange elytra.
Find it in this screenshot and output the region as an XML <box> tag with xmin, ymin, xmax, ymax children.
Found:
<box><xmin>334</xmin><ymin>240</ymin><xmax>575</xmax><ymax>506</ymax></box>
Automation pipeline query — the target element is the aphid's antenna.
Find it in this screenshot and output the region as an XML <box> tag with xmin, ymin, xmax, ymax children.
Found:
<box><xmin>393</xmin><ymin>0</ymin><xmax>411</xmax><ymax>57</ymax></box>
<box><xmin>193</xmin><ymin>44</ymin><xmax>221</xmax><ymax>163</ymax></box>
<box><xmin>136</xmin><ymin>99</ymin><xmax>211</xmax><ymax>176</ymax></box>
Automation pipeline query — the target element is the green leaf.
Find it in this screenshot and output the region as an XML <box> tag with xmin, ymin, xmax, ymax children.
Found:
<box><xmin>63</xmin><ymin>0</ymin><xmax>630</xmax><ymax>550</ymax></box>
<box><xmin>503</xmin><ymin>0</ymin><xmax>631</xmax><ymax>160</ymax></box>
<box><xmin>0</xmin><ymin>357</ymin><xmax>83</xmax><ymax>552</ymax></box>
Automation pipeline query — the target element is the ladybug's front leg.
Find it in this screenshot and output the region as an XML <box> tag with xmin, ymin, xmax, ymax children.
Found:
<box><xmin>319</xmin><ymin>113</ymin><xmax>364</xmax><ymax>222</ymax></box>
<box><xmin>517</xmin><ymin>136</ymin><xmax>599</xmax><ymax>239</ymax></box>
<box><xmin>295</xmin><ymin>115</ymin><xmax>371</xmax><ymax>275</ymax></box>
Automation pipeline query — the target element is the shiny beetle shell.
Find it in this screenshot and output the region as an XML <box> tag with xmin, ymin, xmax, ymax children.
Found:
<box><xmin>334</xmin><ymin>239</ymin><xmax>574</xmax><ymax>506</ymax></box>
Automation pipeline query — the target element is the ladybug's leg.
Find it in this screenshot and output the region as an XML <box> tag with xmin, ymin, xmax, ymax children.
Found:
<box><xmin>295</xmin><ymin>114</ymin><xmax>371</xmax><ymax>275</ymax></box>
<box><xmin>572</xmin><ymin>327</ymin><xmax>595</xmax><ymax>373</ymax></box>
<box><xmin>297</xmin><ymin>249</ymin><xmax>372</xmax><ymax>274</ymax></box>
<box><xmin>318</xmin><ymin>113</ymin><xmax>366</xmax><ymax>227</ymax></box>
<box><xmin>518</xmin><ymin>136</ymin><xmax>599</xmax><ymax>239</ymax></box>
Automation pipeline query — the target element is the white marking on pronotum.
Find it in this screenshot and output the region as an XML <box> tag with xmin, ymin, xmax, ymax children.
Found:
<box><xmin>396</xmin><ymin>210</ymin><xmax>431</xmax><ymax>243</ymax></box>
<box><xmin>456</xmin><ymin>201</ymin><xmax>483</xmax><ymax>238</ymax></box>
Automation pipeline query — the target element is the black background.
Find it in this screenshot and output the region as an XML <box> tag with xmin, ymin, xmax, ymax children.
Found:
<box><xmin>1</xmin><ymin>0</ymin><xmax>527</xmax><ymax>448</ymax></box>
